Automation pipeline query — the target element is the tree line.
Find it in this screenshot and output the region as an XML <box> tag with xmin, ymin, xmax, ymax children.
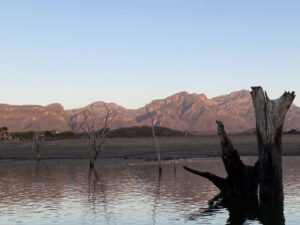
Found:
<box><xmin>2</xmin><ymin>126</ymin><xmax>186</xmax><ymax>141</ymax></box>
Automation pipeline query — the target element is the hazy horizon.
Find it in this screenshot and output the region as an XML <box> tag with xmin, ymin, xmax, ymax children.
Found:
<box><xmin>1</xmin><ymin>1</ymin><xmax>299</xmax><ymax>108</ymax></box>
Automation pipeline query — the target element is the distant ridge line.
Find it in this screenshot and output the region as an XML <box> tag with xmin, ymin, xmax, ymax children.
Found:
<box><xmin>0</xmin><ymin>90</ymin><xmax>299</xmax><ymax>133</ymax></box>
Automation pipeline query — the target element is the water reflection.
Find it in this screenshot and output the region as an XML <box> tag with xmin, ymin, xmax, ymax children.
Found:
<box><xmin>87</xmin><ymin>168</ymin><xmax>99</xmax><ymax>225</ymax></box>
<box><xmin>152</xmin><ymin>173</ymin><xmax>161</xmax><ymax>225</ymax></box>
<box><xmin>0</xmin><ymin>158</ymin><xmax>299</xmax><ymax>224</ymax></box>
<box><xmin>186</xmin><ymin>157</ymin><xmax>288</xmax><ymax>225</ymax></box>
<box><xmin>189</xmin><ymin>193</ymin><xmax>285</xmax><ymax>225</ymax></box>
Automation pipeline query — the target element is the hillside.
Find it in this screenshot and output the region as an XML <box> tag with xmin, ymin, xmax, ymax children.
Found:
<box><xmin>1</xmin><ymin>90</ymin><xmax>300</xmax><ymax>134</ymax></box>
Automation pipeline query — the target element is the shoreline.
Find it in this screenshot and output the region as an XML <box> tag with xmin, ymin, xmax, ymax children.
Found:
<box><xmin>0</xmin><ymin>135</ymin><xmax>300</xmax><ymax>161</ymax></box>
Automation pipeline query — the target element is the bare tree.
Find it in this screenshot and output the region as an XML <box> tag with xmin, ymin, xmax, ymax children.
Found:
<box><xmin>72</xmin><ymin>103</ymin><xmax>116</xmax><ymax>168</ymax></box>
<box><xmin>145</xmin><ymin>106</ymin><xmax>162</xmax><ymax>174</ymax></box>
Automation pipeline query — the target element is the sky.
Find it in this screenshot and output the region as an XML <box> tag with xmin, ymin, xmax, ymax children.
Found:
<box><xmin>0</xmin><ymin>0</ymin><xmax>300</xmax><ymax>109</ymax></box>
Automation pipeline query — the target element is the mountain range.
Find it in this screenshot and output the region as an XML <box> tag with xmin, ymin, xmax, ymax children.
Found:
<box><xmin>1</xmin><ymin>90</ymin><xmax>300</xmax><ymax>134</ymax></box>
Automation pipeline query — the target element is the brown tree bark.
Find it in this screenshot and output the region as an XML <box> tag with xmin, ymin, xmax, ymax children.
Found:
<box><xmin>251</xmin><ymin>86</ymin><xmax>295</xmax><ymax>201</ymax></box>
<box><xmin>184</xmin><ymin>86</ymin><xmax>295</xmax><ymax>203</ymax></box>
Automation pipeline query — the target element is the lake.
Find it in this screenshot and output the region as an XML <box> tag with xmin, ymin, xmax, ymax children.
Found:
<box><xmin>0</xmin><ymin>157</ymin><xmax>299</xmax><ymax>225</ymax></box>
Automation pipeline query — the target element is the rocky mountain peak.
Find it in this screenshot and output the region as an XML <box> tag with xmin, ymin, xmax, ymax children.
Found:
<box><xmin>45</xmin><ymin>103</ymin><xmax>64</xmax><ymax>111</ymax></box>
<box><xmin>0</xmin><ymin>90</ymin><xmax>299</xmax><ymax>133</ymax></box>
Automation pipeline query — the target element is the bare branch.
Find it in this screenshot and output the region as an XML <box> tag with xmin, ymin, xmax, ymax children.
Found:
<box><xmin>145</xmin><ymin>106</ymin><xmax>162</xmax><ymax>174</ymax></box>
<box><xmin>183</xmin><ymin>166</ymin><xmax>226</xmax><ymax>191</ymax></box>
<box><xmin>72</xmin><ymin>103</ymin><xmax>116</xmax><ymax>168</ymax></box>
<box><xmin>216</xmin><ymin>120</ymin><xmax>244</xmax><ymax>179</ymax></box>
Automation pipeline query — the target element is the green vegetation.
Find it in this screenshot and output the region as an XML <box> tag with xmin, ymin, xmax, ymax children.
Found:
<box><xmin>0</xmin><ymin>127</ymin><xmax>8</xmax><ymax>132</ymax></box>
<box><xmin>3</xmin><ymin>126</ymin><xmax>300</xmax><ymax>141</ymax></box>
<box><xmin>13</xmin><ymin>131</ymin><xmax>79</xmax><ymax>140</ymax></box>
<box><xmin>107</xmin><ymin>126</ymin><xmax>185</xmax><ymax>138</ymax></box>
<box><xmin>286</xmin><ymin>129</ymin><xmax>300</xmax><ymax>134</ymax></box>
<box><xmin>44</xmin><ymin>131</ymin><xmax>78</xmax><ymax>139</ymax></box>
<box><xmin>2</xmin><ymin>126</ymin><xmax>185</xmax><ymax>141</ymax></box>
<box><xmin>14</xmin><ymin>131</ymin><xmax>35</xmax><ymax>140</ymax></box>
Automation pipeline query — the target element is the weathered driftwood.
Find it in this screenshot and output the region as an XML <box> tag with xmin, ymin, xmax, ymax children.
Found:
<box><xmin>184</xmin><ymin>120</ymin><xmax>258</xmax><ymax>196</ymax></box>
<box><xmin>184</xmin><ymin>86</ymin><xmax>295</xmax><ymax>203</ymax></box>
<box><xmin>251</xmin><ymin>87</ymin><xmax>295</xmax><ymax>201</ymax></box>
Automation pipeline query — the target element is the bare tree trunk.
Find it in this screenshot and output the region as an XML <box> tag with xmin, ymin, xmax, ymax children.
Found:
<box><xmin>251</xmin><ymin>87</ymin><xmax>295</xmax><ymax>201</ymax></box>
<box><xmin>33</xmin><ymin>133</ymin><xmax>41</xmax><ymax>162</ymax></box>
<box><xmin>151</xmin><ymin>126</ymin><xmax>162</xmax><ymax>175</ymax></box>
<box><xmin>89</xmin><ymin>140</ymin><xmax>97</xmax><ymax>168</ymax></box>
<box><xmin>146</xmin><ymin>107</ymin><xmax>162</xmax><ymax>175</ymax></box>
<box><xmin>216</xmin><ymin>120</ymin><xmax>258</xmax><ymax>196</ymax></box>
<box><xmin>36</xmin><ymin>142</ymin><xmax>40</xmax><ymax>162</ymax></box>
<box><xmin>89</xmin><ymin>156</ymin><xmax>95</xmax><ymax>168</ymax></box>
<box><xmin>184</xmin><ymin>121</ymin><xmax>257</xmax><ymax>196</ymax></box>
<box><xmin>89</xmin><ymin>147</ymin><xmax>100</xmax><ymax>168</ymax></box>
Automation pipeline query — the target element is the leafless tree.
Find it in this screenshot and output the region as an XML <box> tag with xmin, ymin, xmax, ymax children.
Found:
<box><xmin>145</xmin><ymin>106</ymin><xmax>162</xmax><ymax>174</ymax></box>
<box><xmin>72</xmin><ymin>103</ymin><xmax>116</xmax><ymax>168</ymax></box>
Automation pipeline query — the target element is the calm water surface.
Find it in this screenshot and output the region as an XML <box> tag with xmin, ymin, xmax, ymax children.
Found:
<box><xmin>0</xmin><ymin>157</ymin><xmax>300</xmax><ymax>225</ymax></box>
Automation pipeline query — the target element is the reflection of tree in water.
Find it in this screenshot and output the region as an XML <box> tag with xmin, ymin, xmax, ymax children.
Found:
<box><xmin>151</xmin><ymin>166</ymin><xmax>179</xmax><ymax>225</ymax></box>
<box><xmin>86</xmin><ymin>168</ymin><xmax>110</xmax><ymax>225</ymax></box>
<box><xmin>188</xmin><ymin>193</ymin><xmax>285</xmax><ymax>225</ymax></box>
<box><xmin>151</xmin><ymin>173</ymin><xmax>162</xmax><ymax>225</ymax></box>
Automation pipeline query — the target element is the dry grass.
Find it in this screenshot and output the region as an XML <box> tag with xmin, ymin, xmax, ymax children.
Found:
<box><xmin>0</xmin><ymin>134</ymin><xmax>299</xmax><ymax>160</ymax></box>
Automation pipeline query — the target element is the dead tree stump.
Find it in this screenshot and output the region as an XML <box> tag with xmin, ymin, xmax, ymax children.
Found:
<box><xmin>184</xmin><ymin>86</ymin><xmax>295</xmax><ymax>203</ymax></box>
<box><xmin>251</xmin><ymin>86</ymin><xmax>295</xmax><ymax>201</ymax></box>
<box><xmin>184</xmin><ymin>120</ymin><xmax>258</xmax><ymax>197</ymax></box>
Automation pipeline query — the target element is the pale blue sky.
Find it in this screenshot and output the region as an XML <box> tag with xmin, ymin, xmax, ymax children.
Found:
<box><xmin>0</xmin><ymin>0</ymin><xmax>299</xmax><ymax>109</ymax></box>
